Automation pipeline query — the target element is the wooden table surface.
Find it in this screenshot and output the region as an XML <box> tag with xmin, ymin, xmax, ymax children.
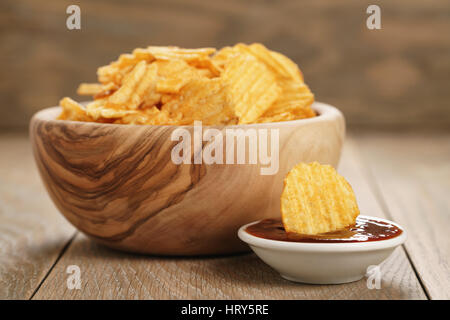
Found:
<box><xmin>0</xmin><ymin>132</ymin><xmax>448</xmax><ymax>300</ymax></box>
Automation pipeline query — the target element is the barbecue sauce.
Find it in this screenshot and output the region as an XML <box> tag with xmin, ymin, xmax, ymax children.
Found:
<box><xmin>246</xmin><ymin>216</ymin><xmax>402</xmax><ymax>243</ymax></box>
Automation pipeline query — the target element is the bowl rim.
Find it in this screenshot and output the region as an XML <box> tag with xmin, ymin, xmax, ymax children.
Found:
<box><xmin>31</xmin><ymin>101</ymin><xmax>343</xmax><ymax>128</ymax></box>
<box><xmin>238</xmin><ymin>215</ymin><xmax>407</xmax><ymax>252</ymax></box>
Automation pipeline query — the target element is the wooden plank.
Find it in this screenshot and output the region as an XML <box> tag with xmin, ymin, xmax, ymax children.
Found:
<box><xmin>355</xmin><ymin>132</ymin><xmax>450</xmax><ymax>299</ymax></box>
<box><xmin>337</xmin><ymin>137</ymin><xmax>426</xmax><ymax>299</ymax></box>
<box><xmin>33</xmin><ymin>137</ymin><xmax>425</xmax><ymax>299</ymax></box>
<box><xmin>0</xmin><ymin>134</ymin><xmax>75</xmax><ymax>299</ymax></box>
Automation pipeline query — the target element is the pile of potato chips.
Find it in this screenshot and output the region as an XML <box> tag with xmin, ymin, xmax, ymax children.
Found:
<box><xmin>59</xmin><ymin>43</ymin><xmax>315</xmax><ymax>125</ymax></box>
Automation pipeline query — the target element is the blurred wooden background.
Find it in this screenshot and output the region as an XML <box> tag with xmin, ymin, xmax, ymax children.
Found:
<box><xmin>1</xmin><ymin>0</ymin><xmax>449</xmax><ymax>131</ymax></box>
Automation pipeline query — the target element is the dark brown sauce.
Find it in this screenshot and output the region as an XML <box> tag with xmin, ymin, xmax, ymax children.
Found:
<box><xmin>246</xmin><ymin>216</ymin><xmax>402</xmax><ymax>243</ymax></box>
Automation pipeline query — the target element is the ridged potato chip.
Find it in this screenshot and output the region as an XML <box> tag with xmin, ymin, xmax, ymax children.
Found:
<box><xmin>127</xmin><ymin>63</ymin><xmax>158</xmax><ymax>109</ymax></box>
<box><xmin>145</xmin><ymin>46</ymin><xmax>219</xmax><ymax>75</ymax></box>
<box><xmin>188</xmin><ymin>57</ymin><xmax>221</xmax><ymax>77</ymax></box>
<box><xmin>221</xmin><ymin>53</ymin><xmax>281</xmax><ymax>124</ymax></box>
<box><xmin>162</xmin><ymin>78</ymin><xmax>236</xmax><ymax>125</ymax></box>
<box><xmin>156</xmin><ymin>78</ymin><xmax>186</xmax><ymax>94</ymax></box>
<box><xmin>77</xmin><ymin>83</ymin><xmax>103</xmax><ymax>96</ymax></box>
<box><xmin>97</xmin><ymin>63</ymin><xmax>134</xmax><ymax>85</ymax></box>
<box><xmin>212</xmin><ymin>46</ymin><xmax>239</xmax><ymax>70</ymax></box>
<box><xmin>256</xmin><ymin>112</ymin><xmax>299</xmax><ymax>123</ymax></box>
<box><xmin>146</xmin><ymin>46</ymin><xmax>216</xmax><ymax>62</ymax></box>
<box><xmin>94</xmin><ymin>83</ymin><xmax>119</xmax><ymax>99</ymax></box>
<box><xmin>114</xmin><ymin>107</ymin><xmax>172</xmax><ymax>125</ymax></box>
<box><xmin>261</xmin><ymin>79</ymin><xmax>315</xmax><ymax>120</ymax></box>
<box><xmin>108</xmin><ymin>61</ymin><xmax>148</xmax><ymax>106</ymax></box>
<box><xmin>281</xmin><ymin>162</ymin><xmax>360</xmax><ymax>235</ymax></box>
<box><xmin>58</xmin><ymin>98</ymin><xmax>92</xmax><ymax>122</ymax></box>
<box><xmin>234</xmin><ymin>43</ymin><xmax>303</xmax><ymax>82</ymax></box>
<box><xmin>154</xmin><ymin>59</ymin><xmax>208</xmax><ymax>94</ymax></box>
<box><xmin>269</xmin><ymin>50</ymin><xmax>304</xmax><ymax>82</ymax></box>
<box><xmin>96</xmin><ymin>48</ymin><xmax>154</xmax><ymax>85</ymax></box>
<box><xmin>231</xmin><ymin>43</ymin><xmax>313</xmax><ymax>122</ymax></box>
<box><xmin>86</xmin><ymin>99</ymin><xmax>138</xmax><ymax>120</ymax></box>
<box><xmin>77</xmin><ymin>82</ymin><xmax>118</xmax><ymax>97</ymax></box>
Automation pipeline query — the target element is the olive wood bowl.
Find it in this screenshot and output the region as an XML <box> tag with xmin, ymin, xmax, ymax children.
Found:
<box><xmin>30</xmin><ymin>102</ymin><xmax>345</xmax><ymax>255</ymax></box>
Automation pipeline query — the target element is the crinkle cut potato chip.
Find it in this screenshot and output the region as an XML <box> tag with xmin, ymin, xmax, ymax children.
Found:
<box><xmin>58</xmin><ymin>43</ymin><xmax>317</xmax><ymax>125</ymax></box>
<box><xmin>162</xmin><ymin>78</ymin><xmax>236</xmax><ymax>125</ymax></box>
<box><xmin>58</xmin><ymin>98</ymin><xmax>92</xmax><ymax>122</ymax></box>
<box><xmin>233</xmin><ymin>43</ymin><xmax>303</xmax><ymax>82</ymax></box>
<box><xmin>221</xmin><ymin>52</ymin><xmax>281</xmax><ymax>124</ymax></box>
<box><xmin>260</xmin><ymin>79</ymin><xmax>315</xmax><ymax>121</ymax></box>
<box><xmin>281</xmin><ymin>162</ymin><xmax>360</xmax><ymax>235</ymax></box>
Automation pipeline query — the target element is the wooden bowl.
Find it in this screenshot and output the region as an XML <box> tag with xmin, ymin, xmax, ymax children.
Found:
<box><xmin>30</xmin><ymin>102</ymin><xmax>345</xmax><ymax>255</ymax></box>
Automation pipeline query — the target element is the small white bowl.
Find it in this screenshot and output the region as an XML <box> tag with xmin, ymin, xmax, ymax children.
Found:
<box><xmin>238</xmin><ymin>215</ymin><xmax>406</xmax><ymax>284</ymax></box>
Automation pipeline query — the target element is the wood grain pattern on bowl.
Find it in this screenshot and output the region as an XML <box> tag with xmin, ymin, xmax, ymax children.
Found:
<box><xmin>29</xmin><ymin>102</ymin><xmax>345</xmax><ymax>255</ymax></box>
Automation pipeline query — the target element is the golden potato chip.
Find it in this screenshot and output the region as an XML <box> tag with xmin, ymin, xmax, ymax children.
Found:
<box><xmin>256</xmin><ymin>109</ymin><xmax>315</xmax><ymax>123</ymax></box>
<box><xmin>77</xmin><ymin>82</ymin><xmax>118</xmax><ymax>97</ymax></box>
<box><xmin>116</xmin><ymin>53</ymin><xmax>142</xmax><ymax>68</ymax></box>
<box><xmin>162</xmin><ymin>78</ymin><xmax>236</xmax><ymax>125</ymax></box>
<box><xmin>146</xmin><ymin>46</ymin><xmax>216</xmax><ymax>62</ymax></box>
<box><xmin>187</xmin><ymin>57</ymin><xmax>221</xmax><ymax>77</ymax></box>
<box><xmin>85</xmin><ymin>99</ymin><xmax>138</xmax><ymax>120</ymax></box>
<box><xmin>195</xmin><ymin>68</ymin><xmax>215</xmax><ymax>78</ymax></box>
<box><xmin>269</xmin><ymin>50</ymin><xmax>303</xmax><ymax>82</ymax></box>
<box><xmin>108</xmin><ymin>61</ymin><xmax>148</xmax><ymax>107</ymax></box>
<box><xmin>221</xmin><ymin>53</ymin><xmax>281</xmax><ymax>124</ymax></box>
<box><xmin>232</xmin><ymin>43</ymin><xmax>313</xmax><ymax>122</ymax></box>
<box><xmin>96</xmin><ymin>48</ymin><xmax>154</xmax><ymax>85</ymax></box>
<box><xmin>262</xmin><ymin>79</ymin><xmax>315</xmax><ymax>119</ymax></box>
<box><xmin>110</xmin><ymin>49</ymin><xmax>154</xmax><ymax>69</ymax></box>
<box><xmin>97</xmin><ymin>63</ymin><xmax>117</xmax><ymax>84</ymax></box>
<box><xmin>155</xmin><ymin>59</ymin><xmax>211</xmax><ymax>94</ymax></box>
<box><xmin>281</xmin><ymin>162</ymin><xmax>360</xmax><ymax>235</ymax></box>
<box><xmin>156</xmin><ymin>78</ymin><xmax>186</xmax><ymax>94</ymax></box>
<box><xmin>256</xmin><ymin>112</ymin><xmax>298</xmax><ymax>123</ymax></box>
<box><xmin>114</xmin><ymin>107</ymin><xmax>172</xmax><ymax>125</ymax></box>
<box><xmin>234</xmin><ymin>43</ymin><xmax>303</xmax><ymax>82</ymax></box>
<box><xmin>93</xmin><ymin>85</ymin><xmax>120</xmax><ymax>100</ymax></box>
<box><xmin>160</xmin><ymin>93</ymin><xmax>177</xmax><ymax>105</ymax></box>
<box><xmin>141</xmin><ymin>91</ymin><xmax>162</xmax><ymax>109</ymax></box>
<box><xmin>97</xmin><ymin>49</ymin><xmax>149</xmax><ymax>85</ymax></box>
<box><xmin>155</xmin><ymin>59</ymin><xmax>192</xmax><ymax>94</ymax></box>
<box><xmin>155</xmin><ymin>59</ymin><xmax>191</xmax><ymax>77</ymax></box>
<box><xmin>97</xmin><ymin>63</ymin><xmax>131</xmax><ymax>85</ymax></box>
<box><xmin>131</xmin><ymin>48</ymin><xmax>156</xmax><ymax>63</ymax></box>
<box><xmin>157</xmin><ymin>59</ymin><xmax>207</xmax><ymax>77</ymax></box>
<box><xmin>77</xmin><ymin>83</ymin><xmax>103</xmax><ymax>96</ymax></box>
<box><xmin>127</xmin><ymin>63</ymin><xmax>159</xmax><ymax>109</ymax></box>
<box><xmin>58</xmin><ymin>98</ymin><xmax>92</xmax><ymax>122</ymax></box>
<box><xmin>212</xmin><ymin>46</ymin><xmax>239</xmax><ymax>69</ymax></box>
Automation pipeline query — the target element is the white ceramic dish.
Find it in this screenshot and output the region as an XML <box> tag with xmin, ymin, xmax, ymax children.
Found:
<box><xmin>238</xmin><ymin>215</ymin><xmax>406</xmax><ymax>284</ymax></box>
